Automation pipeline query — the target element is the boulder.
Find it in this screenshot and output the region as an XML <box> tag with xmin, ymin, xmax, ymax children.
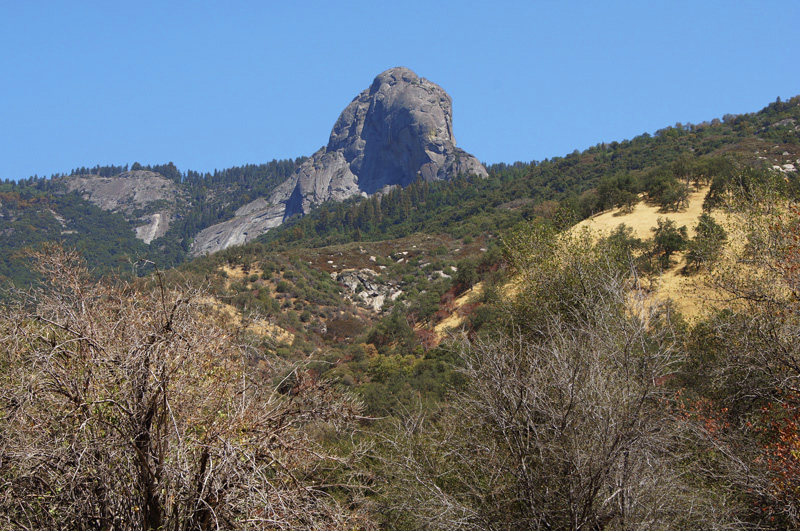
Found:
<box><xmin>336</xmin><ymin>268</ymin><xmax>402</xmax><ymax>312</ymax></box>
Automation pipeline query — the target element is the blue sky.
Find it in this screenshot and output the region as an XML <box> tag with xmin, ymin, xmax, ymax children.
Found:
<box><xmin>1</xmin><ymin>1</ymin><xmax>798</xmax><ymax>181</ymax></box>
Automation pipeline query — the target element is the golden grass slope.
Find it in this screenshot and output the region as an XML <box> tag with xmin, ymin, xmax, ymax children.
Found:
<box><xmin>434</xmin><ymin>187</ymin><xmax>722</xmax><ymax>337</ymax></box>
<box><xmin>575</xmin><ymin>186</ymin><xmax>710</xmax><ymax>240</ymax></box>
<box><xmin>575</xmin><ymin>186</ymin><xmax>717</xmax><ymax>318</ymax></box>
<box><xmin>434</xmin><ymin>282</ymin><xmax>484</xmax><ymax>338</ymax></box>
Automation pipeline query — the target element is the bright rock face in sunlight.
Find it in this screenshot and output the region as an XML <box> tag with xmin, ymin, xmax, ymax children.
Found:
<box><xmin>191</xmin><ymin>67</ymin><xmax>486</xmax><ymax>257</ymax></box>
<box><xmin>63</xmin><ymin>170</ymin><xmax>184</xmax><ymax>244</ymax></box>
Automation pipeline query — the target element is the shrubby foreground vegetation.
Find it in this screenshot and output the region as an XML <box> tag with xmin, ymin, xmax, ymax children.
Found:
<box><xmin>3</xmin><ymin>169</ymin><xmax>800</xmax><ymax>529</ymax></box>
<box><xmin>0</xmin><ymin>246</ymin><xmax>371</xmax><ymax>530</ymax></box>
<box><xmin>2</xmin><ymin>96</ymin><xmax>800</xmax><ymax>529</ymax></box>
<box><xmin>365</xmin><ymin>169</ymin><xmax>800</xmax><ymax>529</ymax></box>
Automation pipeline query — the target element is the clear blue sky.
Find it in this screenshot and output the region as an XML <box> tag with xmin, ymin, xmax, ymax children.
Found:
<box><xmin>2</xmin><ymin>0</ymin><xmax>798</xmax><ymax>181</ymax></box>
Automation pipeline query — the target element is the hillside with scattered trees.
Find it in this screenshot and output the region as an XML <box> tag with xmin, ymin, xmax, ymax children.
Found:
<box><xmin>2</xmin><ymin>95</ymin><xmax>800</xmax><ymax>529</ymax></box>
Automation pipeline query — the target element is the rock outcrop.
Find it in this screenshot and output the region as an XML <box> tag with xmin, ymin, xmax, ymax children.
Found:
<box><xmin>335</xmin><ymin>268</ymin><xmax>402</xmax><ymax>312</ymax></box>
<box><xmin>191</xmin><ymin>67</ymin><xmax>486</xmax><ymax>256</ymax></box>
<box><xmin>190</xmin><ymin>200</ymin><xmax>285</xmax><ymax>257</ymax></box>
<box><xmin>62</xmin><ymin>170</ymin><xmax>184</xmax><ymax>244</ymax></box>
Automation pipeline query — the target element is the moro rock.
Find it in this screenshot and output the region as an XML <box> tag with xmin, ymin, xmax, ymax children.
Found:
<box><xmin>191</xmin><ymin>67</ymin><xmax>486</xmax><ymax>256</ymax></box>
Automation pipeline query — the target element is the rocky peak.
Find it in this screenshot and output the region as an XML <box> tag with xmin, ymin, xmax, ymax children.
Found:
<box><xmin>273</xmin><ymin>66</ymin><xmax>487</xmax><ymax>216</ymax></box>
<box><xmin>328</xmin><ymin>66</ymin><xmax>455</xmax><ymax>158</ymax></box>
<box><xmin>191</xmin><ymin>67</ymin><xmax>486</xmax><ymax>256</ymax></box>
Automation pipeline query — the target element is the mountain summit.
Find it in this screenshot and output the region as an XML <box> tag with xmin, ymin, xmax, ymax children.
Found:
<box><xmin>191</xmin><ymin>67</ymin><xmax>487</xmax><ymax>256</ymax></box>
<box><xmin>275</xmin><ymin>66</ymin><xmax>487</xmax><ymax>216</ymax></box>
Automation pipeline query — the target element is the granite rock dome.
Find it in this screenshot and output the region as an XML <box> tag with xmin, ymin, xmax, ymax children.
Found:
<box><xmin>275</xmin><ymin>66</ymin><xmax>487</xmax><ymax>216</ymax></box>
<box><xmin>191</xmin><ymin>67</ymin><xmax>486</xmax><ymax>256</ymax></box>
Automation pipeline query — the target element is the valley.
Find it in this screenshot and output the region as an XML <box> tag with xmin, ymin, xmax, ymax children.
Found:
<box><xmin>2</xmin><ymin>76</ymin><xmax>800</xmax><ymax>529</ymax></box>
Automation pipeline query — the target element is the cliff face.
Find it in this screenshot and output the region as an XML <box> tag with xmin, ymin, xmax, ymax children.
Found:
<box><xmin>188</xmin><ymin>199</ymin><xmax>285</xmax><ymax>258</ymax></box>
<box><xmin>62</xmin><ymin>170</ymin><xmax>184</xmax><ymax>244</ymax></box>
<box><xmin>275</xmin><ymin>66</ymin><xmax>487</xmax><ymax>216</ymax></box>
<box><xmin>191</xmin><ymin>67</ymin><xmax>486</xmax><ymax>256</ymax></box>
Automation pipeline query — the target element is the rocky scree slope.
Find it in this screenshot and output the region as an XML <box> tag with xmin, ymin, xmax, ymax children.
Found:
<box><xmin>191</xmin><ymin>67</ymin><xmax>487</xmax><ymax>257</ymax></box>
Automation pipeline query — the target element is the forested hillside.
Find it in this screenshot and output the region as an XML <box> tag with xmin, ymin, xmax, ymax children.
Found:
<box><xmin>2</xmin><ymin>95</ymin><xmax>800</xmax><ymax>529</ymax></box>
<box><xmin>2</xmin><ymin>96</ymin><xmax>799</xmax><ymax>283</ymax></box>
<box><xmin>0</xmin><ymin>158</ymin><xmax>306</xmax><ymax>284</ymax></box>
<box><xmin>256</xmin><ymin>95</ymin><xmax>800</xmax><ymax>249</ymax></box>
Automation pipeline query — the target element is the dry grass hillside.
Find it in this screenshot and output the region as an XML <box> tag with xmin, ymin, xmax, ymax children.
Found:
<box><xmin>434</xmin><ymin>186</ymin><xmax>723</xmax><ymax>336</ymax></box>
<box><xmin>575</xmin><ymin>186</ymin><xmax>719</xmax><ymax>318</ymax></box>
<box><xmin>434</xmin><ymin>282</ymin><xmax>484</xmax><ymax>338</ymax></box>
<box><xmin>197</xmin><ymin>294</ymin><xmax>295</xmax><ymax>344</ymax></box>
<box><xmin>576</xmin><ymin>186</ymin><xmax>710</xmax><ymax>240</ymax></box>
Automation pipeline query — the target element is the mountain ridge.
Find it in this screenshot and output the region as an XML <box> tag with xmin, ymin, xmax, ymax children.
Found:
<box><xmin>1</xmin><ymin>92</ymin><xmax>798</xmax><ymax>287</ymax></box>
